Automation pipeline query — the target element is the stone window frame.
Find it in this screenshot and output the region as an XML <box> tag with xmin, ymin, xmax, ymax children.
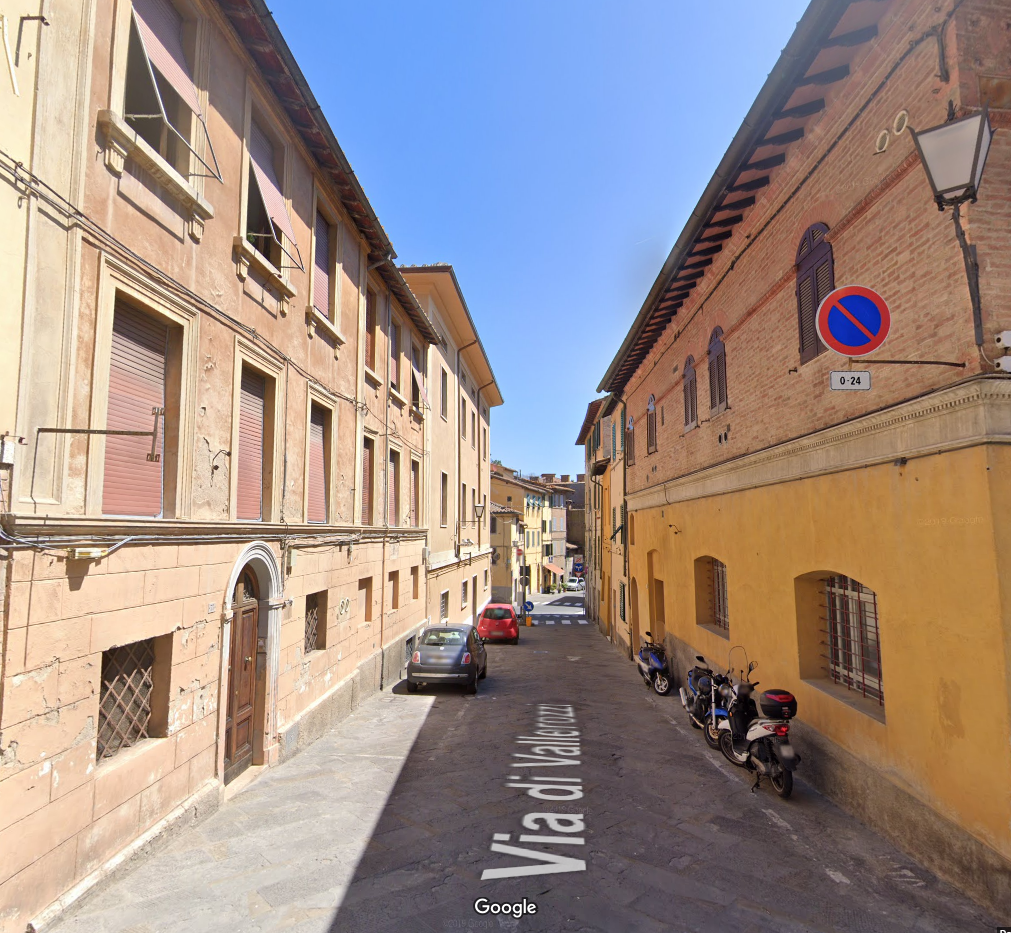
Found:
<box><xmin>303</xmin><ymin>385</ymin><xmax>338</xmax><ymax>525</ymax></box>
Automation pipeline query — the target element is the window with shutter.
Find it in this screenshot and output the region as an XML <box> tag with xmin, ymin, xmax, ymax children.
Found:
<box><xmin>313</xmin><ymin>212</ymin><xmax>331</xmax><ymax>318</ymax></box>
<box><xmin>626</xmin><ymin>416</ymin><xmax>635</xmax><ymax>465</ymax></box>
<box><xmin>103</xmin><ymin>302</ymin><xmax>168</xmax><ymax>517</ymax></box>
<box><xmin>390</xmin><ymin>319</ymin><xmax>399</xmax><ymax>392</ymax></box>
<box><xmin>365</xmin><ymin>289</ymin><xmax>377</xmax><ymax>371</ymax></box>
<box><xmin>362</xmin><ymin>437</ymin><xmax>374</xmax><ymax>525</ymax></box>
<box><xmin>236</xmin><ymin>367</ymin><xmax>266</xmax><ymax>521</ymax></box>
<box><xmin>410</xmin><ymin>460</ymin><xmax>419</xmax><ymax>527</ymax></box>
<box><xmin>441</xmin><ymin>472</ymin><xmax>448</xmax><ymax>526</ymax></box>
<box><xmin>683</xmin><ymin>356</ymin><xmax>698</xmax><ymax>428</ymax></box>
<box><xmin>707</xmin><ymin>327</ymin><xmax>728</xmax><ymax>414</ymax></box>
<box><xmin>796</xmin><ymin>223</ymin><xmax>833</xmax><ymax>363</ymax></box>
<box><xmin>247</xmin><ymin>121</ymin><xmax>300</xmax><ymax>270</ymax></box>
<box><xmin>307</xmin><ymin>404</ymin><xmax>327</xmax><ymax>523</ymax></box>
<box><xmin>441</xmin><ymin>369</ymin><xmax>449</xmax><ymax>419</ymax></box>
<box><xmin>388</xmin><ymin>450</ymin><xmax>400</xmax><ymax>526</ymax></box>
<box><xmin>646</xmin><ymin>396</ymin><xmax>657</xmax><ymax>453</ymax></box>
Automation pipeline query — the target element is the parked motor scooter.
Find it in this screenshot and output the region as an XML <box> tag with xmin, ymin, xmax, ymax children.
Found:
<box><xmin>636</xmin><ymin>631</ymin><xmax>673</xmax><ymax>695</ymax></box>
<box><xmin>717</xmin><ymin>656</ymin><xmax>801</xmax><ymax>798</ymax></box>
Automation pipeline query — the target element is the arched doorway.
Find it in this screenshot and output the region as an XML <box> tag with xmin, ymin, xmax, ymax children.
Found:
<box><xmin>225</xmin><ymin>568</ymin><xmax>259</xmax><ymax>784</ymax></box>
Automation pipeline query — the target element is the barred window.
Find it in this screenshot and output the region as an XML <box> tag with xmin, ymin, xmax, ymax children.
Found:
<box><xmin>625</xmin><ymin>416</ymin><xmax>635</xmax><ymax>465</ymax></box>
<box><xmin>708</xmin><ymin>328</ymin><xmax>728</xmax><ymax>414</ymax></box>
<box><xmin>796</xmin><ymin>223</ymin><xmax>833</xmax><ymax>364</ymax></box>
<box><xmin>440</xmin><ymin>590</ymin><xmax>449</xmax><ymax>621</ymax></box>
<box><xmin>694</xmin><ymin>556</ymin><xmax>729</xmax><ymax>636</ymax></box>
<box><xmin>98</xmin><ymin>638</ymin><xmax>167</xmax><ymax>762</ymax></box>
<box><xmin>305</xmin><ymin>590</ymin><xmax>327</xmax><ymax>654</ymax></box>
<box><xmin>619</xmin><ymin>581</ymin><xmax>626</xmax><ymax>621</ymax></box>
<box><xmin>683</xmin><ymin>356</ymin><xmax>698</xmax><ymax>428</ymax></box>
<box><xmin>824</xmin><ymin>575</ymin><xmax>883</xmax><ymax>704</ymax></box>
<box><xmin>646</xmin><ymin>395</ymin><xmax>657</xmax><ymax>453</ymax></box>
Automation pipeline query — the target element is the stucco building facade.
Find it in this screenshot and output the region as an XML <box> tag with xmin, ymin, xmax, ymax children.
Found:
<box><xmin>0</xmin><ymin>3</ymin><xmax>499</xmax><ymax>928</ymax></box>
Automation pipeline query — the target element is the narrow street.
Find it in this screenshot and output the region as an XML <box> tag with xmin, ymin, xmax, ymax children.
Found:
<box><xmin>50</xmin><ymin>594</ymin><xmax>996</xmax><ymax>933</ymax></box>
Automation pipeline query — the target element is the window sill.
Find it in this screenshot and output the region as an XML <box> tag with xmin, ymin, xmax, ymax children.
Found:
<box><xmin>306</xmin><ymin>307</ymin><xmax>347</xmax><ymax>358</ymax></box>
<box><xmin>683</xmin><ymin>421</ymin><xmax>698</xmax><ymax>434</ymax></box>
<box><xmin>95</xmin><ymin>735</ymin><xmax>169</xmax><ymax>773</ymax></box>
<box><xmin>98</xmin><ymin>109</ymin><xmax>214</xmax><ymax>243</ymax></box>
<box><xmin>389</xmin><ymin>386</ymin><xmax>409</xmax><ymax>407</ymax></box>
<box><xmin>364</xmin><ymin>366</ymin><xmax>382</xmax><ymax>388</ymax></box>
<box><xmin>803</xmin><ymin>676</ymin><xmax>886</xmax><ymax>724</ymax></box>
<box><xmin>233</xmin><ymin>237</ymin><xmax>296</xmax><ymax>313</ymax></box>
<box><xmin>709</xmin><ymin>404</ymin><xmax>730</xmax><ymax>417</ymax></box>
<box><xmin>410</xmin><ymin>405</ymin><xmax>424</xmax><ymax>423</ymax></box>
<box><xmin>697</xmin><ymin>622</ymin><xmax>730</xmax><ymax>640</ymax></box>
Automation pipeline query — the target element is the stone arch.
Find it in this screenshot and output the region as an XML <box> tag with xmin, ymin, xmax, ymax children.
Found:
<box><xmin>221</xmin><ymin>542</ymin><xmax>284</xmax><ymax>773</ymax></box>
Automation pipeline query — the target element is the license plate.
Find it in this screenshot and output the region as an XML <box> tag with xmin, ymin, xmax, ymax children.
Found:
<box><xmin>492</xmin><ymin>631</ymin><xmax>503</xmax><ymax>636</ymax></box>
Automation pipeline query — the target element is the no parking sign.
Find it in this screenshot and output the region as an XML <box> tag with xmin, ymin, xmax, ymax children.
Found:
<box><xmin>816</xmin><ymin>286</ymin><xmax>891</xmax><ymax>357</ymax></box>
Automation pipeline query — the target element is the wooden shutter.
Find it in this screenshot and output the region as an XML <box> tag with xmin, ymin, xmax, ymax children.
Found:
<box><xmin>313</xmin><ymin>213</ymin><xmax>330</xmax><ymax>316</ymax></box>
<box><xmin>103</xmin><ymin>303</ymin><xmax>167</xmax><ymax>517</ymax></box>
<box><xmin>716</xmin><ymin>351</ymin><xmax>728</xmax><ymax>408</ymax></box>
<box><xmin>797</xmin><ymin>224</ymin><xmax>833</xmax><ymax>363</ymax></box>
<box><xmin>797</xmin><ymin>274</ymin><xmax>818</xmax><ymax>361</ymax></box>
<box><xmin>388</xmin><ymin>452</ymin><xmax>398</xmax><ymax>525</ymax></box>
<box><xmin>365</xmin><ymin>290</ymin><xmax>376</xmax><ymax>370</ymax></box>
<box><xmin>307</xmin><ymin>404</ymin><xmax>327</xmax><ymax>523</ymax></box>
<box><xmin>237</xmin><ymin>368</ymin><xmax>265</xmax><ymax>521</ymax></box>
<box><xmin>410</xmin><ymin>461</ymin><xmax>419</xmax><ymax>527</ymax></box>
<box><xmin>362</xmin><ymin>438</ymin><xmax>373</xmax><ymax>525</ymax></box>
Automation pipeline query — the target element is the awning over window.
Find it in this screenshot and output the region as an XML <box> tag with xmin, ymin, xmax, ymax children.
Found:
<box><xmin>412</xmin><ymin>362</ymin><xmax>431</xmax><ymax>407</ymax></box>
<box><xmin>545</xmin><ymin>563</ymin><xmax>565</xmax><ymax>576</ymax></box>
<box><xmin>132</xmin><ymin>0</ymin><xmax>202</xmax><ymax>116</ymax></box>
<box><xmin>249</xmin><ymin>121</ymin><xmax>299</xmax><ymax>248</ymax></box>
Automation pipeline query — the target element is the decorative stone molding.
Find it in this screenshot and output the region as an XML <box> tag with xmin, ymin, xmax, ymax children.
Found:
<box><xmin>627</xmin><ymin>377</ymin><xmax>1011</xmax><ymax>512</ymax></box>
<box><xmin>97</xmin><ymin>110</ymin><xmax>214</xmax><ymax>243</ymax></box>
<box><xmin>233</xmin><ymin>236</ymin><xmax>296</xmax><ymax>315</ymax></box>
<box><xmin>305</xmin><ymin>306</ymin><xmax>346</xmax><ymax>359</ymax></box>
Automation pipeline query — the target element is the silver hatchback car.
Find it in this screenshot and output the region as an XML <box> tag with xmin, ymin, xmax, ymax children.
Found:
<box><xmin>406</xmin><ymin>625</ymin><xmax>488</xmax><ymax>694</ymax></box>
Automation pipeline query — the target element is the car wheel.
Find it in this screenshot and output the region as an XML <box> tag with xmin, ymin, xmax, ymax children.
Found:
<box><xmin>478</xmin><ymin>664</ymin><xmax>487</xmax><ymax>680</ymax></box>
<box><xmin>406</xmin><ymin>680</ymin><xmax>418</xmax><ymax>693</ymax></box>
<box><xmin>512</xmin><ymin>636</ymin><xmax>519</xmax><ymax>645</ymax></box>
<box><xmin>465</xmin><ymin>677</ymin><xmax>478</xmax><ymax>695</ymax></box>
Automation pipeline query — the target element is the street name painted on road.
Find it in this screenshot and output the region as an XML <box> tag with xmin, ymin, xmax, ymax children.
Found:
<box><xmin>480</xmin><ymin>704</ymin><xmax>587</xmax><ymax>880</ymax></box>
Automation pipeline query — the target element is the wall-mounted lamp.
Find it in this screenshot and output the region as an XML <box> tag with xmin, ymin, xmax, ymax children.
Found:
<box><xmin>909</xmin><ymin>104</ymin><xmax>993</xmax><ymax>346</ymax></box>
<box><xmin>474</xmin><ymin>502</ymin><xmax>486</xmax><ymax>521</ymax></box>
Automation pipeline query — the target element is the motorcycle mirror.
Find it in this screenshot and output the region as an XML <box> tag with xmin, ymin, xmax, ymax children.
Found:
<box><xmin>748</xmin><ymin>661</ymin><xmax>756</xmax><ymax>672</ymax></box>
<box><xmin>645</xmin><ymin>631</ymin><xmax>652</xmax><ymax>638</ymax></box>
<box><xmin>695</xmin><ymin>655</ymin><xmax>705</xmax><ymax>663</ymax></box>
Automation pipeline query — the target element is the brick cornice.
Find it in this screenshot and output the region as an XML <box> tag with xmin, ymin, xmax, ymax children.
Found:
<box><xmin>626</xmin><ymin>376</ymin><xmax>1011</xmax><ymax>511</ymax></box>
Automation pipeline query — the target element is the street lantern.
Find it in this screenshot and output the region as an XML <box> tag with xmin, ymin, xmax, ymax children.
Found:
<box><xmin>909</xmin><ymin>105</ymin><xmax>992</xmax><ymax>209</ymax></box>
<box><xmin>909</xmin><ymin>104</ymin><xmax>993</xmax><ymax>346</ymax></box>
<box><xmin>474</xmin><ymin>501</ymin><xmax>486</xmax><ymax>521</ymax></box>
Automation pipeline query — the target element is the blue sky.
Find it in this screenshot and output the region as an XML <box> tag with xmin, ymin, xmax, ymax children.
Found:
<box><xmin>273</xmin><ymin>1</ymin><xmax>809</xmax><ymax>476</ymax></box>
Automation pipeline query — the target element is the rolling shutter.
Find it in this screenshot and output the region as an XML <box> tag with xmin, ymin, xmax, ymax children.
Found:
<box><xmin>103</xmin><ymin>302</ymin><xmax>167</xmax><ymax>517</ymax></box>
<box><xmin>361</xmin><ymin>438</ymin><xmax>373</xmax><ymax>525</ymax></box>
<box><xmin>390</xmin><ymin>319</ymin><xmax>399</xmax><ymax>390</ymax></box>
<box><xmin>410</xmin><ymin>461</ymin><xmax>419</xmax><ymax>527</ymax></box>
<box><xmin>313</xmin><ymin>213</ymin><xmax>330</xmax><ymax>316</ymax></box>
<box><xmin>307</xmin><ymin>405</ymin><xmax>327</xmax><ymax>523</ymax></box>
<box><xmin>388</xmin><ymin>452</ymin><xmax>398</xmax><ymax>526</ymax></box>
<box><xmin>237</xmin><ymin>369</ymin><xmax>265</xmax><ymax>521</ymax></box>
<box><xmin>132</xmin><ymin>0</ymin><xmax>202</xmax><ymax>116</ymax></box>
<box><xmin>249</xmin><ymin>122</ymin><xmax>298</xmax><ymax>247</ymax></box>
<box><xmin>364</xmin><ymin>290</ymin><xmax>376</xmax><ymax>370</ymax></box>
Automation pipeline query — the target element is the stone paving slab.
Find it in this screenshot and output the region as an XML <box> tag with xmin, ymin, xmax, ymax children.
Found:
<box><xmin>45</xmin><ymin>596</ymin><xmax>1001</xmax><ymax>933</ymax></box>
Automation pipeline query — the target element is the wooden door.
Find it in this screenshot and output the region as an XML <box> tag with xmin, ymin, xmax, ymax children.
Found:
<box><xmin>225</xmin><ymin>569</ymin><xmax>258</xmax><ymax>784</ymax></box>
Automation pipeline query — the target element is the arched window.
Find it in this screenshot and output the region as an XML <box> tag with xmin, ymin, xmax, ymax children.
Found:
<box><xmin>683</xmin><ymin>356</ymin><xmax>698</xmax><ymax>428</ymax></box>
<box><xmin>646</xmin><ymin>395</ymin><xmax>657</xmax><ymax>453</ymax></box>
<box><xmin>707</xmin><ymin>328</ymin><xmax>728</xmax><ymax>414</ymax></box>
<box><xmin>796</xmin><ymin>223</ymin><xmax>833</xmax><ymax>363</ymax></box>
<box><xmin>625</xmin><ymin>415</ymin><xmax>635</xmax><ymax>465</ymax></box>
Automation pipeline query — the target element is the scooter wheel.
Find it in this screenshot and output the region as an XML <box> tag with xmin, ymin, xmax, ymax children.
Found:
<box><xmin>771</xmin><ymin>769</ymin><xmax>793</xmax><ymax>799</ymax></box>
<box><xmin>652</xmin><ymin>673</ymin><xmax>672</xmax><ymax>696</ymax></box>
<box><xmin>718</xmin><ymin>729</ymin><xmax>747</xmax><ymax>767</ymax></box>
<box><xmin>704</xmin><ymin>720</ymin><xmax>722</xmax><ymax>750</ymax></box>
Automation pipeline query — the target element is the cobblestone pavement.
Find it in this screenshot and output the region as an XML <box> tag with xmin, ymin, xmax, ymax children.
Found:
<box><xmin>48</xmin><ymin>595</ymin><xmax>999</xmax><ymax>933</ymax></box>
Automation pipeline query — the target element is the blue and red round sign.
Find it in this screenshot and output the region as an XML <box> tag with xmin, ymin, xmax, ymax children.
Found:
<box><xmin>816</xmin><ymin>285</ymin><xmax>891</xmax><ymax>357</ymax></box>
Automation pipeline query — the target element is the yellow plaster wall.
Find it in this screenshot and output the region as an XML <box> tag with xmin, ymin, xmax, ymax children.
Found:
<box><xmin>629</xmin><ymin>445</ymin><xmax>1010</xmax><ymax>859</ymax></box>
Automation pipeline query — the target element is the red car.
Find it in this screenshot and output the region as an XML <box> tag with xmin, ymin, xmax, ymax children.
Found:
<box><xmin>477</xmin><ymin>604</ymin><xmax>520</xmax><ymax>644</ymax></box>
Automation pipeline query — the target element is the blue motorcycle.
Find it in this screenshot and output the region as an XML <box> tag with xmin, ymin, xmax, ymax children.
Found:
<box><xmin>679</xmin><ymin>654</ymin><xmax>730</xmax><ymax>749</ymax></box>
<box><xmin>635</xmin><ymin>631</ymin><xmax>673</xmax><ymax>695</ymax></box>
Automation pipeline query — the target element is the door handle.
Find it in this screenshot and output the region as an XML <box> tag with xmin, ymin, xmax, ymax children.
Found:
<box><xmin>244</xmin><ymin>656</ymin><xmax>252</xmax><ymax>663</ymax></box>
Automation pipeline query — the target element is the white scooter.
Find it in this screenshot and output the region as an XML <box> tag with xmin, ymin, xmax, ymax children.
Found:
<box><xmin>716</xmin><ymin>659</ymin><xmax>800</xmax><ymax>798</ymax></box>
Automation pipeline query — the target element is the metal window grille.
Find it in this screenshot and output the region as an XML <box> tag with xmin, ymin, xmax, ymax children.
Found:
<box><xmin>440</xmin><ymin>590</ymin><xmax>449</xmax><ymax>620</ymax></box>
<box><xmin>823</xmin><ymin>576</ymin><xmax>883</xmax><ymax>704</ymax></box>
<box><xmin>305</xmin><ymin>592</ymin><xmax>320</xmax><ymax>654</ymax></box>
<box><xmin>619</xmin><ymin>581</ymin><xmax>626</xmax><ymax>621</ymax></box>
<box><xmin>98</xmin><ymin>640</ymin><xmax>155</xmax><ymax>761</ymax></box>
<box><xmin>711</xmin><ymin>558</ymin><xmax>729</xmax><ymax>631</ymax></box>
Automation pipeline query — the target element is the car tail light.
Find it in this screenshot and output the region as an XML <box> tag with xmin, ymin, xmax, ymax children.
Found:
<box><xmin>411</xmin><ymin>651</ymin><xmax>420</xmax><ymax>663</ymax></box>
<box><xmin>463</xmin><ymin>652</ymin><xmax>472</xmax><ymax>664</ymax></box>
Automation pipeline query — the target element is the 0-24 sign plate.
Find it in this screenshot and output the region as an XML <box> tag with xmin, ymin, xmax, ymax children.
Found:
<box><xmin>830</xmin><ymin>371</ymin><xmax>871</xmax><ymax>391</ymax></box>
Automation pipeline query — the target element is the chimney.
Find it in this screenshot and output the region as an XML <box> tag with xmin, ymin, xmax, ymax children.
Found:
<box><xmin>560</xmin><ymin>474</ymin><xmax>570</xmax><ymax>483</ymax></box>
<box><xmin>577</xmin><ymin>473</ymin><xmax>585</xmax><ymax>482</ymax></box>
<box><xmin>542</xmin><ymin>473</ymin><xmax>555</xmax><ymax>482</ymax></box>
